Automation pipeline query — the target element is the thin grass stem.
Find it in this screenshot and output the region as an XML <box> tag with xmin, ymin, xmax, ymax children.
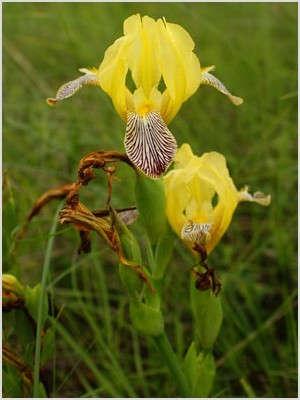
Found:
<box><xmin>33</xmin><ymin>203</ymin><xmax>62</xmax><ymax>397</ymax></box>
<box><xmin>153</xmin><ymin>332</ymin><xmax>190</xmax><ymax>397</ymax></box>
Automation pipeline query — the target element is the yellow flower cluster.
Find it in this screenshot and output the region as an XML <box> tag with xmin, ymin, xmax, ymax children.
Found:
<box><xmin>48</xmin><ymin>14</ymin><xmax>270</xmax><ymax>253</ymax></box>
<box><xmin>48</xmin><ymin>14</ymin><xmax>242</xmax><ymax>178</ymax></box>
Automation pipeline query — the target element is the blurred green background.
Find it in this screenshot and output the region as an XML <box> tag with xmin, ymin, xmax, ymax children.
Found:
<box><xmin>3</xmin><ymin>2</ymin><xmax>297</xmax><ymax>397</ymax></box>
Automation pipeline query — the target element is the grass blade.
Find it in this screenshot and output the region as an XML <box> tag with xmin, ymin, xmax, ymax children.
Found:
<box><xmin>33</xmin><ymin>203</ymin><xmax>62</xmax><ymax>397</ymax></box>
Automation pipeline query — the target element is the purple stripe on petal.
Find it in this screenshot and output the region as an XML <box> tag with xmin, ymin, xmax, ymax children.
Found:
<box><xmin>124</xmin><ymin>112</ymin><xmax>177</xmax><ymax>178</ymax></box>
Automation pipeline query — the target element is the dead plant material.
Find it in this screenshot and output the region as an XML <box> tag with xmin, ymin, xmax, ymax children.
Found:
<box><xmin>27</xmin><ymin>183</ymin><xmax>76</xmax><ymax>222</ymax></box>
<box><xmin>24</xmin><ymin>151</ymin><xmax>134</xmax><ymax>225</ymax></box>
<box><xmin>13</xmin><ymin>182</ymin><xmax>76</xmax><ymax>246</ymax></box>
<box><xmin>78</xmin><ymin>230</ymin><xmax>91</xmax><ymax>254</ymax></box>
<box><xmin>77</xmin><ymin>150</ymin><xmax>133</xmax><ymax>186</ymax></box>
<box><xmin>59</xmin><ymin>202</ymin><xmax>153</xmax><ymax>292</ymax></box>
<box><xmin>2</xmin><ymin>291</ymin><xmax>24</xmax><ymax>311</ymax></box>
<box><xmin>192</xmin><ymin>243</ymin><xmax>222</xmax><ymax>296</ymax></box>
<box><xmin>21</xmin><ymin>150</ymin><xmax>151</xmax><ymax>289</ymax></box>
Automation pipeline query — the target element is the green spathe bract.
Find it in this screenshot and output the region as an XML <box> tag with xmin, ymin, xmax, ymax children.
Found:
<box><xmin>129</xmin><ymin>300</ymin><xmax>164</xmax><ymax>336</ymax></box>
<box><xmin>183</xmin><ymin>342</ymin><xmax>216</xmax><ymax>397</ymax></box>
<box><xmin>190</xmin><ymin>280</ymin><xmax>223</xmax><ymax>349</ymax></box>
<box><xmin>116</xmin><ymin>210</ymin><xmax>144</xmax><ymax>297</ymax></box>
<box><xmin>135</xmin><ymin>174</ymin><xmax>167</xmax><ymax>245</ymax></box>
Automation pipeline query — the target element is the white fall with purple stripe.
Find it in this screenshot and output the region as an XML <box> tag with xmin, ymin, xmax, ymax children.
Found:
<box><xmin>124</xmin><ymin>112</ymin><xmax>177</xmax><ymax>178</ymax></box>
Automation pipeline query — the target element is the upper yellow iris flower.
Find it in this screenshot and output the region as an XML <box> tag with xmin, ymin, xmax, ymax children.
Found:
<box><xmin>164</xmin><ymin>144</ymin><xmax>271</xmax><ymax>254</ymax></box>
<box><xmin>48</xmin><ymin>14</ymin><xmax>243</xmax><ymax>178</ymax></box>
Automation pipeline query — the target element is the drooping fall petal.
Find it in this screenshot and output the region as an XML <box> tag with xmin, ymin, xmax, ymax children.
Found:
<box><xmin>125</xmin><ymin>112</ymin><xmax>177</xmax><ymax>178</ymax></box>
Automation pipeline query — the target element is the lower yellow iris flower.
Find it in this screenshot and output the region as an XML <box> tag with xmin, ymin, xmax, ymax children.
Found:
<box><xmin>164</xmin><ymin>144</ymin><xmax>271</xmax><ymax>254</ymax></box>
<box><xmin>47</xmin><ymin>14</ymin><xmax>243</xmax><ymax>178</ymax></box>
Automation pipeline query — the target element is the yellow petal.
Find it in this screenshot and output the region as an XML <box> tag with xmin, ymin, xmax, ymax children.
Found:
<box><xmin>184</xmin><ymin>52</ymin><xmax>202</xmax><ymax>99</ymax></box>
<box><xmin>156</xmin><ymin>18</ymin><xmax>201</xmax><ymax>122</ymax></box>
<box><xmin>156</xmin><ymin>23</ymin><xmax>185</xmax><ymax>120</ymax></box>
<box><xmin>159</xmin><ymin>90</ymin><xmax>174</xmax><ymax>123</ymax></box>
<box><xmin>156</xmin><ymin>19</ymin><xmax>186</xmax><ymax>101</ymax></box>
<box><xmin>132</xmin><ymin>87</ymin><xmax>162</xmax><ymax>116</ymax></box>
<box><xmin>174</xmin><ymin>143</ymin><xmax>195</xmax><ymax>167</ymax></box>
<box><xmin>97</xmin><ymin>36</ymin><xmax>130</xmax><ymax>120</ymax></box>
<box><xmin>193</xmin><ymin>152</ymin><xmax>239</xmax><ymax>253</ymax></box>
<box><xmin>125</xmin><ymin>15</ymin><xmax>160</xmax><ymax>98</ymax></box>
<box><xmin>164</xmin><ymin>169</ymin><xmax>190</xmax><ymax>236</ymax></box>
<box><xmin>123</xmin><ymin>13</ymin><xmax>141</xmax><ymax>35</ymax></box>
<box><xmin>198</xmin><ymin>152</ymin><xmax>238</xmax><ymax>196</ymax></box>
<box><xmin>163</xmin><ymin>21</ymin><xmax>201</xmax><ymax>100</ymax></box>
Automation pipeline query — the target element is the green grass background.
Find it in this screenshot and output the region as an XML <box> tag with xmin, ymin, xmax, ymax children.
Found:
<box><xmin>3</xmin><ymin>2</ymin><xmax>297</xmax><ymax>397</ymax></box>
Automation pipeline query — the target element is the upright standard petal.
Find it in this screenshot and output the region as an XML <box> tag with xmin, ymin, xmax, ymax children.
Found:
<box><xmin>156</xmin><ymin>18</ymin><xmax>201</xmax><ymax>123</ymax></box>
<box><xmin>125</xmin><ymin>15</ymin><xmax>161</xmax><ymax>98</ymax></box>
<box><xmin>97</xmin><ymin>36</ymin><xmax>131</xmax><ymax>120</ymax></box>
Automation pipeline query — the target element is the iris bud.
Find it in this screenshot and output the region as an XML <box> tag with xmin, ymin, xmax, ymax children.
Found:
<box><xmin>3</xmin><ymin>274</ymin><xmax>25</xmax><ymax>297</ymax></box>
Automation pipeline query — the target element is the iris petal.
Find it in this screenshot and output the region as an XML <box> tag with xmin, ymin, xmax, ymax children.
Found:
<box><xmin>47</xmin><ymin>72</ymin><xmax>99</xmax><ymax>105</ymax></box>
<box><xmin>200</xmin><ymin>72</ymin><xmax>243</xmax><ymax>106</ymax></box>
<box><xmin>124</xmin><ymin>112</ymin><xmax>177</xmax><ymax>178</ymax></box>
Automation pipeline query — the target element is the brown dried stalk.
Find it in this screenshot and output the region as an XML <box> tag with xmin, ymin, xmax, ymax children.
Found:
<box><xmin>27</xmin><ymin>183</ymin><xmax>77</xmax><ymax>221</ymax></box>
<box><xmin>77</xmin><ymin>150</ymin><xmax>133</xmax><ymax>184</ymax></box>
<box><xmin>23</xmin><ymin>150</ymin><xmax>134</xmax><ymax>224</ymax></box>
<box><xmin>14</xmin><ymin>182</ymin><xmax>76</xmax><ymax>244</ymax></box>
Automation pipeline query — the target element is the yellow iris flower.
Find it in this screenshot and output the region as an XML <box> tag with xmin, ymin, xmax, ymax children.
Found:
<box><xmin>164</xmin><ymin>144</ymin><xmax>271</xmax><ymax>254</ymax></box>
<box><xmin>48</xmin><ymin>14</ymin><xmax>243</xmax><ymax>178</ymax></box>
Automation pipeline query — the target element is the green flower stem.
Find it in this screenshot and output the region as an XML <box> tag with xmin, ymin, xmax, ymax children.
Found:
<box><xmin>153</xmin><ymin>332</ymin><xmax>190</xmax><ymax>397</ymax></box>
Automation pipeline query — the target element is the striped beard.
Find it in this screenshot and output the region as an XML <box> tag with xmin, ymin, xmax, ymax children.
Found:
<box><xmin>124</xmin><ymin>112</ymin><xmax>177</xmax><ymax>178</ymax></box>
